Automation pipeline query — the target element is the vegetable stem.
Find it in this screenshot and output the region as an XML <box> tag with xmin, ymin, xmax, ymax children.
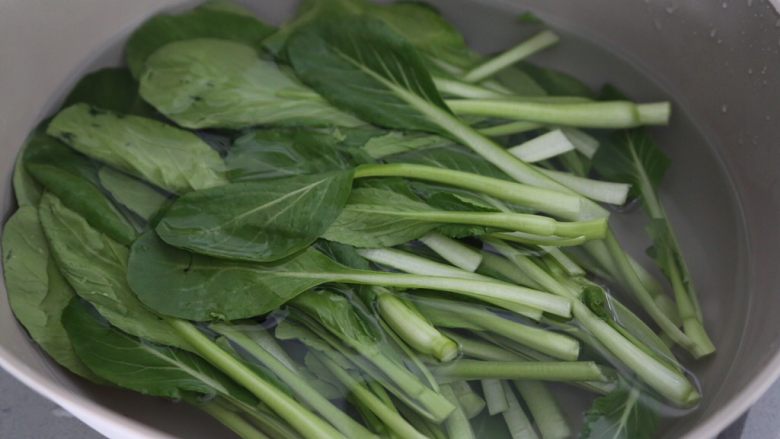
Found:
<box><xmin>508</xmin><ymin>129</ymin><xmax>576</xmax><ymax>163</ymax></box>
<box><xmin>199</xmin><ymin>402</ymin><xmax>270</xmax><ymax>439</ymax></box>
<box><xmin>463</xmin><ymin>30</ymin><xmax>560</xmax><ymax>83</ymax></box>
<box><xmin>318</xmin><ymin>355</ymin><xmax>429</xmax><ymax>439</ymax></box>
<box><xmin>513</xmin><ymin>381</ymin><xmax>571</xmax><ymax>439</ymax></box>
<box><xmin>375</xmin><ymin>290</ymin><xmax>459</xmax><ymax>362</ymax></box>
<box><xmin>434</xmin><ymin>360</ymin><xmax>607</xmax><ymax>382</ymax></box>
<box><xmin>353</xmin><ymin>163</ymin><xmax>582</xmax><ymax>218</ymax></box>
<box><xmin>445</xmin><ymin>99</ymin><xmax>671</xmax><ymax>129</ymax></box>
<box><xmin>165</xmin><ymin>319</ymin><xmax>346</xmax><ymax>439</ymax></box>
<box><xmin>482</xmin><ymin>379</ymin><xmax>509</xmax><ymax>415</ymax></box>
<box><xmin>210</xmin><ymin>323</ymin><xmax>377</xmax><ymax>438</ymax></box>
<box><xmin>419</xmin><ymin>232</ymin><xmax>483</xmax><ymax>272</ymax></box>
<box><xmin>332</xmin><ymin>272</ymin><xmax>571</xmax><ymax>317</ymax></box>
<box><xmin>535</xmin><ymin>167</ymin><xmax>631</xmax><ymax>206</ymax></box>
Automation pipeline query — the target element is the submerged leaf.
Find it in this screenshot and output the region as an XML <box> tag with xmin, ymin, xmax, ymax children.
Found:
<box><xmin>38</xmin><ymin>194</ymin><xmax>188</xmax><ymax>349</ymax></box>
<box><xmin>156</xmin><ymin>171</ymin><xmax>354</xmax><ymax>262</ymax></box>
<box><xmin>1</xmin><ymin>207</ymin><xmax>97</xmax><ymax>379</ymax></box>
<box><xmin>47</xmin><ymin>103</ymin><xmax>227</xmax><ymax>194</ymax></box>
<box><xmin>125</xmin><ymin>5</ymin><xmax>274</xmax><ymax>77</ymax></box>
<box><xmin>62</xmin><ymin>299</ymin><xmax>255</xmax><ymax>405</ymax></box>
<box><xmin>24</xmin><ymin>132</ymin><xmax>136</xmax><ymax>245</ymax></box>
<box><xmin>225</xmin><ymin>129</ymin><xmax>356</xmax><ymax>182</ymax></box>
<box><xmin>98</xmin><ymin>167</ymin><xmax>170</xmax><ymax>222</ymax></box>
<box><xmin>127</xmin><ymin>232</ymin><xmax>355</xmax><ymax>321</ymax></box>
<box><xmin>322</xmin><ymin>187</ymin><xmax>439</xmax><ymax>247</ymax></box>
<box><xmin>63</xmin><ymin>67</ymin><xmax>157</xmax><ymax>117</ymax></box>
<box><xmin>592</xmin><ymin>129</ymin><xmax>670</xmax><ymax>199</ymax></box>
<box><xmin>286</xmin><ymin>14</ymin><xmax>451</xmax><ymax>135</ymax></box>
<box><xmin>140</xmin><ymin>39</ymin><xmax>362</xmax><ymax>130</ymax></box>
<box><xmin>517</xmin><ymin>63</ymin><xmax>594</xmax><ymax>98</ymax></box>
<box><xmin>580</xmin><ymin>388</ymin><xmax>657</xmax><ymax>439</ymax></box>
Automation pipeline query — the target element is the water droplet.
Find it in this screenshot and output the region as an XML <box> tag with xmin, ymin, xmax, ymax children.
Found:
<box><xmin>761</xmin><ymin>65</ymin><xmax>768</xmax><ymax>74</ymax></box>
<box><xmin>653</xmin><ymin>18</ymin><xmax>662</xmax><ymax>30</ymax></box>
<box><xmin>710</xmin><ymin>28</ymin><xmax>718</xmax><ymax>38</ymax></box>
<box><xmin>748</xmin><ymin>67</ymin><xmax>754</xmax><ymax>74</ymax></box>
<box><xmin>722</xmin><ymin>1</ymin><xmax>728</xmax><ymax>7</ymax></box>
<box><xmin>776</xmin><ymin>18</ymin><xmax>780</xmax><ymax>27</ymax></box>
<box><xmin>717</xmin><ymin>39</ymin><xmax>723</xmax><ymax>44</ymax></box>
<box><xmin>747</xmin><ymin>0</ymin><xmax>753</xmax><ymax>6</ymax></box>
<box><xmin>766</xmin><ymin>115</ymin><xmax>772</xmax><ymax>121</ymax></box>
<box><xmin>665</xmin><ymin>5</ymin><xmax>678</xmax><ymax>13</ymax></box>
<box><xmin>721</xmin><ymin>104</ymin><xmax>728</xmax><ymax>113</ymax></box>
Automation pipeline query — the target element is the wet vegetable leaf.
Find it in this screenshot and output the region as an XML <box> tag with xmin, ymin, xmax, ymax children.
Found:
<box><xmin>1</xmin><ymin>207</ymin><xmax>97</xmax><ymax>379</ymax></box>
<box><xmin>63</xmin><ymin>67</ymin><xmax>157</xmax><ymax>117</ymax></box>
<box><xmin>127</xmin><ymin>232</ymin><xmax>356</xmax><ymax>321</ymax></box>
<box><xmin>63</xmin><ymin>299</ymin><xmax>255</xmax><ymax>405</ymax></box>
<box><xmin>580</xmin><ymin>388</ymin><xmax>657</xmax><ymax>439</ymax></box>
<box><xmin>98</xmin><ymin>167</ymin><xmax>170</xmax><ymax>222</ymax></box>
<box><xmin>125</xmin><ymin>5</ymin><xmax>274</xmax><ymax>77</ymax></box>
<box><xmin>139</xmin><ymin>39</ymin><xmax>362</xmax><ymax>130</ymax></box>
<box><xmin>38</xmin><ymin>194</ymin><xmax>188</xmax><ymax>349</ymax></box>
<box><xmin>24</xmin><ymin>132</ymin><xmax>136</xmax><ymax>245</ymax></box>
<box><xmin>47</xmin><ymin>103</ymin><xmax>227</xmax><ymax>194</ymax></box>
<box><xmin>156</xmin><ymin>171</ymin><xmax>354</xmax><ymax>263</ymax></box>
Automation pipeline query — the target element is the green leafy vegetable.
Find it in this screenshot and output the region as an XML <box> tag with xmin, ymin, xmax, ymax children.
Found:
<box><xmin>47</xmin><ymin>103</ymin><xmax>227</xmax><ymax>193</ymax></box>
<box><xmin>128</xmin><ymin>231</ymin><xmax>571</xmax><ymax>321</ymax></box>
<box><xmin>24</xmin><ymin>132</ymin><xmax>136</xmax><ymax>245</ymax></box>
<box><xmin>581</xmin><ymin>387</ymin><xmax>658</xmax><ymax>439</ymax></box>
<box><xmin>62</xmin><ymin>299</ymin><xmax>254</xmax><ymax>404</ymax></box>
<box><xmin>225</xmin><ymin>129</ymin><xmax>356</xmax><ymax>182</ymax></box>
<box><xmin>286</xmin><ymin>15</ymin><xmax>452</xmax><ymax>135</ymax></box>
<box><xmin>139</xmin><ymin>39</ymin><xmax>363</xmax><ymax>130</ymax></box>
<box><xmin>98</xmin><ymin>167</ymin><xmax>169</xmax><ymax>222</ymax></box>
<box><xmin>63</xmin><ymin>67</ymin><xmax>157</xmax><ymax>117</ymax></box>
<box><xmin>125</xmin><ymin>5</ymin><xmax>275</xmax><ymax>77</ymax></box>
<box><xmin>38</xmin><ymin>193</ymin><xmax>188</xmax><ymax>349</ymax></box>
<box><xmin>1</xmin><ymin>207</ymin><xmax>97</xmax><ymax>379</ymax></box>
<box><xmin>156</xmin><ymin>171</ymin><xmax>354</xmax><ymax>262</ymax></box>
<box><xmin>516</xmin><ymin>62</ymin><xmax>594</xmax><ymax>98</ymax></box>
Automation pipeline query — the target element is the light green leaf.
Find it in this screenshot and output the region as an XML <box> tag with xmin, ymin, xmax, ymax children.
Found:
<box><xmin>156</xmin><ymin>171</ymin><xmax>354</xmax><ymax>262</ymax></box>
<box><xmin>98</xmin><ymin>167</ymin><xmax>169</xmax><ymax>222</ymax></box>
<box><xmin>62</xmin><ymin>299</ymin><xmax>255</xmax><ymax>405</ymax></box>
<box><xmin>286</xmin><ymin>15</ymin><xmax>451</xmax><ymax>135</ymax></box>
<box><xmin>125</xmin><ymin>5</ymin><xmax>274</xmax><ymax>77</ymax></box>
<box><xmin>139</xmin><ymin>39</ymin><xmax>362</xmax><ymax>130</ymax></box>
<box><xmin>1</xmin><ymin>207</ymin><xmax>96</xmax><ymax>379</ymax></box>
<box><xmin>38</xmin><ymin>193</ymin><xmax>188</xmax><ymax>349</ymax></box>
<box><xmin>24</xmin><ymin>134</ymin><xmax>137</xmax><ymax>245</ymax></box>
<box><xmin>47</xmin><ymin>103</ymin><xmax>227</xmax><ymax>194</ymax></box>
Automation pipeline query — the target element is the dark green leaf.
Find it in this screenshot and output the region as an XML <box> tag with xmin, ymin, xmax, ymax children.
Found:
<box><xmin>1</xmin><ymin>207</ymin><xmax>98</xmax><ymax>379</ymax></box>
<box><xmin>139</xmin><ymin>39</ymin><xmax>362</xmax><ymax>130</ymax></box>
<box><xmin>322</xmin><ymin>187</ymin><xmax>439</xmax><ymax>247</ymax></box>
<box><xmin>24</xmin><ymin>132</ymin><xmax>136</xmax><ymax>245</ymax></box>
<box><xmin>125</xmin><ymin>5</ymin><xmax>274</xmax><ymax>77</ymax></box>
<box><xmin>580</xmin><ymin>388</ymin><xmax>658</xmax><ymax>439</ymax></box>
<box><xmin>292</xmin><ymin>289</ymin><xmax>381</xmax><ymax>348</ymax></box>
<box><xmin>127</xmin><ymin>232</ymin><xmax>356</xmax><ymax>321</ymax></box>
<box><xmin>98</xmin><ymin>167</ymin><xmax>170</xmax><ymax>222</ymax></box>
<box><xmin>361</xmin><ymin>130</ymin><xmax>454</xmax><ymax>159</ymax></box>
<box><xmin>156</xmin><ymin>171</ymin><xmax>354</xmax><ymax>262</ymax></box>
<box><xmin>38</xmin><ymin>194</ymin><xmax>188</xmax><ymax>349</ymax></box>
<box><xmin>12</xmin><ymin>138</ymin><xmax>43</xmax><ymax>207</ymax></box>
<box><xmin>517</xmin><ymin>12</ymin><xmax>544</xmax><ymax>25</ymax></box>
<box><xmin>63</xmin><ymin>68</ymin><xmax>156</xmax><ymax>117</ymax></box>
<box><xmin>492</xmin><ymin>67</ymin><xmax>548</xmax><ymax>97</ymax></box>
<box><xmin>225</xmin><ymin>129</ymin><xmax>356</xmax><ymax>182</ymax></box>
<box><xmin>582</xmin><ymin>285</ymin><xmax>611</xmax><ymax>320</ymax></box>
<box><xmin>316</xmin><ymin>241</ymin><xmax>372</xmax><ymax>271</ymax></box>
<box><xmin>517</xmin><ymin>63</ymin><xmax>594</xmax><ymax>98</ymax></box>
<box><xmin>62</xmin><ymin>299</ymin><xmax>255</xmax><ymax>405</ymax></box>
<box><xmin>47</xmin><ymin>104</ymin><xmax>228</xmax><ymax>194</ymax></box>
<box><xmin>591</xmin><ymin>130</ymin><xmax>670</xmax><ymax>199</ymax></box>
<box><xmin>286</xmin><ymin>14</ymin><xmax>450</xmax><ymax>135</ymax></box>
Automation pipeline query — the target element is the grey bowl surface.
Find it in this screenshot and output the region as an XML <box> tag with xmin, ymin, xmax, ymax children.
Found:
<box><xmin>0</xmin><ymin>0</ymin><xmax>779</xmax><ymax>438</ymax></box>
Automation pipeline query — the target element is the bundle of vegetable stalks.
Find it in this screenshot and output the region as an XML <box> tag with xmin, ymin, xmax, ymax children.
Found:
<box><xmin>2</xmin><ymin>1</ymin><xmax>714</xmax><ymax>438</ymax></box>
